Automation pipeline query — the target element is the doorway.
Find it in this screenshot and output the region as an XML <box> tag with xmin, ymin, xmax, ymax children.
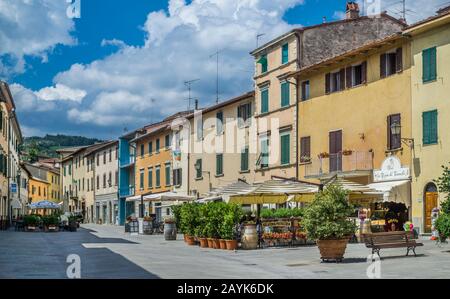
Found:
<box><xmin>424</xmin><ymin>182</ymin><xmax>438</xmax><ymax>233</ymax></box>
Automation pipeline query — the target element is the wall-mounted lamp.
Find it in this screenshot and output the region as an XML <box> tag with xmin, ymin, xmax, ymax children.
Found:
<box><xmin>390</xmin><ymin>122</ymin><xmax>415</xmax><ymax>149</ymax></box>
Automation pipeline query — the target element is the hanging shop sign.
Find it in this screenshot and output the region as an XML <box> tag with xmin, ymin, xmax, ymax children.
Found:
<box><xmin>373</xmin><ymin>156</ymin><xmax>410</xmax><ymax>182</ymax></box>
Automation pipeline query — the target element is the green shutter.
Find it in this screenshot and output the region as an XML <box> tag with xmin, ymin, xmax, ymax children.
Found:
<box><xmin>281</xmin><ymin>134</ymin><xmax>290</xmax><ymax>165</ymax></box>
<box><xmin>241</xmin><ymin>147</ymin><xmax>249</xmax><ymax>171</ymax></box>
<box><xmin>148</xmin><ymin>168</ymin><xmax>153</xmax><ymax>188</ymax></box>
<box><xmin>196</xmin><ymin>159</ymin><xmax>202</xmax><ymax>178</ymax></box>
<box><xmin>423</xmin><ymin>110</ymin><xmax>438</xmax><ymax>145</ymax></box>
<box><xmin>282</xmin><ymin>44</ymin><xmax>289</xmax><ymax>64</ymax></box>
<box><xmin>165</xmin><ymin>164</ymin><xmax>171</xmax><ymax>186</ymax></box>
<box><xmin>156</xmin><ymin>168</ymin><xmax>160</xmax><ymax>187</ymax></box>
<box><xmin>216</xmin><ymin>154</ymin><xmax>223</xmax><ymax>175</ymax></box>
<box><xmin>261</xmin><ymin>89</ymin><xmax>269</xmax><ymax>113</ymax></box>
<box><xmin>217</xmin><ymin>111</ymin><xmax>223</xmax><ymax>134</ymax></box>
<box><xmin>258</xmin><ymin>55</ymin><xmax>268</xmax><ymax>73</ymax></box>
<box><xmin>281</xmin><ymin>82</ymin><xmax>290</xmax><ymax>107</ymax></box>
<box><xmin>423</xmin><ymin>47</ymin><xmax>437</xmax><ymax>83</ymax></box>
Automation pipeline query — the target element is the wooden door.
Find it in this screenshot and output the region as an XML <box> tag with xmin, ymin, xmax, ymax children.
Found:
<box><xmin>329</xmin><ymin>130</ymin><xmax>342</xmax><ymax>172</ymax></box>
<box><xmin>425</xmin><ymin>192</ymin><xmax>438</xmax><ymax>233</ymax></box>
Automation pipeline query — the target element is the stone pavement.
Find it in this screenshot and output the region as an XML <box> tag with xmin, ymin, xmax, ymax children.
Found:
<box><xmin>81</xmin><ymin>224</ymin><xmax>450</xmax><ymax>279</ymax></box>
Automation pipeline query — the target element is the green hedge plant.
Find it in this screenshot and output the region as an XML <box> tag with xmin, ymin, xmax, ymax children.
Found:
<box><xmin>303</xmin><ymin>184</ymin><xmax>356</xmax><ymax>240</ymax></box>
<box><xmin>435</xmin><ymin>214</ymin><xmax>450</xmax><ymax>240</ymax></box>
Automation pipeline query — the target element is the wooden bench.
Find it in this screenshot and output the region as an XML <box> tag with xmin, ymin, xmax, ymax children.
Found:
<box><xmin>361</xmin><ymin>231</ymin><xmax>423</xmax><ymax>260</ymax></box>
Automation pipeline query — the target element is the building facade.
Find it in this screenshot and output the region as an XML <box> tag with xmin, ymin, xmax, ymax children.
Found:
<box><xmin>250</xmin><ymin>3</ymin><xmax>405</xmax><ymax>182</ymax></box>
<box><xmin>406</xmin><ymin>9</ymin><xmax>450</xmax><ymax>233</ymax></box>
<box><xmin>188</xmin><ymin>92</ymin><xmax>256</xmax><ymax>197</ymax></box>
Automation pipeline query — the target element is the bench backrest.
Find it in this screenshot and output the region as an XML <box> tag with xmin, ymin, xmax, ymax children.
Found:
<box><xmin>361</xmin><ymin>231</ymin><xmax>414</xmax><ymax>246</ymax></box>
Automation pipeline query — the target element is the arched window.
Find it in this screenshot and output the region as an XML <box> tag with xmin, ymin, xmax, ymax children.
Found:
<box><xmin>425</xmin><ymin>182</ymin><xmax>438</xmax><ymax>193</ymax></box>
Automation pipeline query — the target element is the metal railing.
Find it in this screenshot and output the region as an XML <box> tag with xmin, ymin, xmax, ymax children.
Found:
<box><xmin>304</xmin><ymin>151</ymin><xmax>373</xmax><ymax>177</ymax></box>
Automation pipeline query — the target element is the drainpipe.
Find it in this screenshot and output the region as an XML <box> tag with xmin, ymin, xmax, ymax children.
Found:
<box><xmin>294</xmin><ymin>30</ymin><xmax>302</xmax><ymax>180</ymax></box>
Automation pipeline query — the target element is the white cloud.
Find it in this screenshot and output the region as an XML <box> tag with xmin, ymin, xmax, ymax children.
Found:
<box><xmin>49</xmin><ymin>0</ymin><xmax>304</xmax><ymax>129</ymax></box>
<box><xmin>9</xmin><ymin>83</ymin><xmax>56</xmax><ymax>112</ymax></box>
<box><xmin>35</xmin><ymin>84</ymin><xmax>87</xmax><ymax>103</ymax></box>
<box><xmin>0</xmin><ymin>0</ymin><xmax>75</xmax><ymax>77</ymax></box>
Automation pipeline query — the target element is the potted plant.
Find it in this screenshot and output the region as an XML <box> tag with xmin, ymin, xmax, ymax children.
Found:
<box><xmin>221</xmin><ymin>204</ymin><xmax>243</xmax><ymax>250</ymax></box>
<box><xmin>24</xmin><ymin>215</ymin><xmax>40</xmax><ymax>231</ymax></box>
<box><xmin>303</xmin><ymin>184</ymin><xmax>357</xmax><ymax>262</ymax></box>
<box><xmin>180</xmin><ymin>203</ymin><xmax>199</xmax><ymax>245</ymax></box>
<box><xmin>42</xmin><ymin>215</ymin><xmax>59</xmax><ymax>232</ymax></box>
<box><xmin>68</xmin><ymin>215</ymin><xmax>78</xmax><ymax>232</ymax></box>
<box><xmin>435</xmin><ymin>214</ymin><xmax>450</xmax><ymax>243</ymax></box>
<box><xmin>342</xmin><ymin>149</ymin><xmax>353</xmax><ymax>156</ymax></box>
<box><xmin>196</xmin><ymin>204</ymin><xmax>209</xmax><ymax>248</ymax></box>
<box><xmin>318</xmin><ymin>152</ymin><xmax>329</xmax><ymax>159</ymax></box>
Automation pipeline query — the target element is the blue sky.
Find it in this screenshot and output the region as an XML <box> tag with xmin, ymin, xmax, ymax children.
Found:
<box><xmin>1</xmin><ymin>0</ymin><xmax>448</xmax><ymax>139</ymax></box>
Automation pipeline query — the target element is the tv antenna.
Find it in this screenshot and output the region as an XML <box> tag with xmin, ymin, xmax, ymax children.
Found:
<box><xmin>210</xmin><ymin>50</ymin><xmax>222</xmax><ymax>104</ymax></box>
<box><xmin>184</xmin><ymin>79</ymin><xmax>200</xmax><ymax>110</ymax></box>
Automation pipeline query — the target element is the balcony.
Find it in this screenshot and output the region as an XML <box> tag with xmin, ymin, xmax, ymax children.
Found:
<box><xmin>119</xmin><ymin>185</ymin><xmax>135</xmax><ymax>198</ymax></box>
<box><xmin>304</xmin><ymin>151</ymin><xmax>373</xmax><ymax>179</ymax></box>
<box><xmin>120</xmin><ymin>155</ymin><xmax>135</xmax><ymax>168</ymax></box>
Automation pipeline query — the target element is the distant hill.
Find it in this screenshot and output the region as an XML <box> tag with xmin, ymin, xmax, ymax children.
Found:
<box><xmin>22</xmin><ymin>134</ymin><xmax>104</xmax><ymax>162</ymax></box>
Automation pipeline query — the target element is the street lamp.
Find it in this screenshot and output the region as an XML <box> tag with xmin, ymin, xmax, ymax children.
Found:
<box><xmin>390</xmin><ymin>122</ymin><xmax>415</xmax><ymax>149</ymax></box>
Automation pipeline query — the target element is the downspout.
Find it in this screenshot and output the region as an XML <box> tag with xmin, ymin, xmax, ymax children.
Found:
<box><xmin>294</xmin><ymin>30</ymin><xmax>302</xmax><ymax>180</ymax></box>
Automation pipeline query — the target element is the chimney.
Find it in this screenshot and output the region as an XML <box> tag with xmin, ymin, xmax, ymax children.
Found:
<box><xmin>194</xmin><ymin>99</ymin><xmax>198</xmax><ymax>110</ymax></box>
<box><xmin>346</xmin><ymin>1</ymin><xmax>360</xmax><ymax>19</ymax></box>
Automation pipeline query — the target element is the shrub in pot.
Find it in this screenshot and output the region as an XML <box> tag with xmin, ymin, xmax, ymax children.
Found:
<box><xmin>435</xmin><ymin>213</ymin><xmax>450</xmax><ymax>242</ymax></box>
<box><xmin>42</xmin><ymin>215</ymin><xmax>60</xmax><ymax>232</ymax></box>
<box><xmin>180</xmin><ymin>203</ymin><xmax>200</xmax><ymax>245</ymax></box>
<box><xmin>220</xmin><ymin>203</ymin><xmax>243</xmax><ymax>250</ymax></box>
<box><xmin>24</xmin><ymin>215</ymin><xmax>40</xmax><ymax>231</ymax></box>
<box><xmin>303</xmin><ymin>184</ymin><xmax>357</xmax><ymax>262</ymax></box>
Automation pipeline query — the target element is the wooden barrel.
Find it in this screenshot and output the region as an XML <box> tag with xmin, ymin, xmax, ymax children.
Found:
<box><xmin>164</xmin><ymin>223</ymin><xmax>177</xmax><ymax>241</ymax></box>
<box><xmin>241</xmin><ymin>224</ymin><xmax>258</xmax><ymax>250</ymax></box>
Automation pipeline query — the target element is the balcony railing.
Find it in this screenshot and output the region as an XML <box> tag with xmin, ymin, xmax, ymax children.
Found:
<box><xmin>304</xmin><ymin>151</ymin><xmax>373</xmax><ymax>178</ymax></box>
<box><xmin>119</xmin><ymin>185</ymin><xmax>135</xmax><ymax>198</ymax></box>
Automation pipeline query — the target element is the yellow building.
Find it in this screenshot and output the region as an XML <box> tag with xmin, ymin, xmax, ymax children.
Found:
<box><xmin>291</xmin><ymin>33</ymin><xmax>413</xmax><ymax>214</ymax></box>
<box><xmin>28</xmin><ymin>177</ymin><xmax>50</xmax><ymax>203</ymax></box>
<box><xmin>405</xmin><ymin>8</ymin><xmax>450</xmax><ymax>233</ymax></box>
<box><xmin>47</xmin><ymin>169</ymin><xmax>61</xmax><ymax>203</ymax></box>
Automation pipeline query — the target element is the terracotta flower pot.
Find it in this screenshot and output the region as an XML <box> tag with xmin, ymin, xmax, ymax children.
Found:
<box><xmin>207</xmin><ymin>238</ymin><xmax>214</xmax><ymax>248</ymax></box>
<box><xmin>316</xmin><ymin>238</ymin><xmax>349</xmax><ymax>262</ymax></box>
<box><xmin>199</xmin><ymin>238</ymin><xmax>208</xmax><ymax>248</ymax></box>
<box><xmin>219</xmin><ymin>239</ymin><xmax>227</xmax><ymax>250</ymax></box>
<box><xmin>213</xmin><ymin>239</ymin><xmax>221</xmax><ymax>249</ymax></box>
<box><xmin>185</xmin><ymin>235</ymin><xmax>196</xmax><ymax>246</ymax></box>
<box><xmin>225</xmin><ymin>240</ymin><xmax>238</xmax><ymax>250</ymax></box>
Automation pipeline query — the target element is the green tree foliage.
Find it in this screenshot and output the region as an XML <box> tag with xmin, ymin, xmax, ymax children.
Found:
<box><xmin>435</xmin><ymin>163</ymin><xmax>450</xmax><ymax>214</ymax></box>
<box><xmin>303</xmin><ymin>184</ymin><xmax>356</xmax><ymax>240</ymax></box>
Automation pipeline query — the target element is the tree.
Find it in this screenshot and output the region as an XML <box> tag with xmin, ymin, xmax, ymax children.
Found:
<box><xmin>435</xmin><ymin>163</ymin><xmax>450</xmax><ymax>214</ymax></box>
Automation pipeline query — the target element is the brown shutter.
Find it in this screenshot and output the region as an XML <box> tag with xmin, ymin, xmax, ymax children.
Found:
<box><xmin>380</xmin><ymin>54</ymin><xmax>387</xmax><ymax>78</ymax></box>
<box><xmin>325</xmin><ymin>73</ymin><xmax>331</xmax><ymax>94</ymax></box>
<box><xmin>346</xmin><ymin>66</ymin><xmax>353</xmax><ymax>88</ymax></box>
<box><xmin>301</xmin><ymin>81</ymin><xmax>306</xmax><ymax>101</ymax></box>
<box><xmin>387</xmin><ymin>115</ymin><xmax>392</xmax><ymax>150</ymax></box>
<box><xmin>339</xmin><ymin>68</ymin><xmax>346</xmax><ymax>91</ymax></box>
<box><xmin>396</xmin><ymin>47</ymin><xmax>403</xmax><ymax>73</ymax></box>
<box><xmin>361</xmin><ymin>61</ymin><xmax>367</xmax><ymax>84</ymax></box>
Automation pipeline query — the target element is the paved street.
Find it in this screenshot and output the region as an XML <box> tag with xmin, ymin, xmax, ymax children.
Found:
<box><xmin>1</xmin><ymin>224</ymin><xmax>450</xmax><ymax>279</ymax></box>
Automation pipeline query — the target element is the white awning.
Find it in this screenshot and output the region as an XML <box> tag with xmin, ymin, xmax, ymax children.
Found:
<box><xmin>367</xmin><ymin>180</ymin><xmax>411</xmax><ymax>205</ymax></box>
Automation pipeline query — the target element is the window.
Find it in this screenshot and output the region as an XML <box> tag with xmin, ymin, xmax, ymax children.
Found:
<box><xmin>140</xmin><ymin>144</ymin><xmax>144</xmax><ymax>157</ymax></box>
<box><xmin>173</xmin><ymin>168</ymin><xmax>182</xmax><ymax>186</ymax></box>
<box><xmin>155</xmin><ymin>166</ymin><xmax>161</xmax><ymax>187</ymax></box>
<box><xmin>381</xmin><ymin>48</ymin><xmax>402</xmax><ymax>78</ymax></box>
<box><xmin>108</xmin><ymin>172</ymin><xmax>112</xmax><ymax>187</ymax></box>
<box><xmin>423</xmin><ymin>110</ymin><xmax>438</xmax><ymax>145</ymax></box>
<box><xmin>195</xmin><ymin>159</ymin><xmax>202</xmax><ymax>179</ymax></box>
<box><xmin>38</xmin><ymin>186</ymin><xmax>41</xmax><ymax>196</ymax></box>
<box><xmin>258</xmin><ymin>54</ymin><xmax>268</xmax><ymax>73</ymax></box>
<box><xmin>423</xmin><ymin>47</ymin><xmax>437</xmax><ymax>83</ymax></box>
<box><xmin>301</xmin><ymin>81</ymin><xmax>310</xmax><ymax>101</ymax></box>
<box><xmin>87</xmin><ymin>179</ymin><xmax>90</xmax><ymax>191</ymax></box>
<box><xmin>280</xmin><ymin>132</ymin><xmax>290</xmax><ymax>165</ymax></box>
<box><xmin>91</xmin><ymin>177</ymin><xmax>94</xmax><ymax>191</ymax></box>
<box><xmin>216</xmin><ymin>111</ymin><xmax>223</xmax><ymax>134</ymax></box>
<box><xmin>96</xmin><ymin>154</ymin><xmax>99</xmax><ymax>166</ymax></box>
<box><xmin>165</xmin><ymin>134</ymin><xmax>170</xmax><ymax>149</ymax></box>
<box><xmin>115</xmin><ymin>171</ymin><xmax>118</xmax><ymax>186</ymax></box>
<box><xmin>156</xmin><ymin>139</ymin><xmax>160</xmax><ymax>152</ymax></box>
<box><xmin>280</xmin><ymin>81</ymin><xmax>290</xmax><ymax>107</ymax></box>
<box><xmin>237</xmin><ymin>102</ymin><xmax>252</xmax><ymax>127</ymax></box>
<box><xmin>69</xmin><ymin>164</ymin><xmax>72</xmax><ymax>175</ymax></box>
<box><xmin>300</xmin><ymin>136</ymin><xmax>311</xmax><ymax>163</ymax></box>
<box><xmin>148</xmin><ymin>167</ymin><xmax>153</xmax><ymax>189</ymax></box>
<box><xmin>261</xmin><ymin>88</ymin><xmax>269</xmax><ymax>114</ymax></box>
<box><xmin>346</xmin><ymin>62</ymin><xmax>367</xmax><ymax>88</ymax></box>
<box><xmin>387</xmin><ymin>114</ymin><xmax>401</xmax><ymax>150</ymax></box>
<box><xmin>241</xmin><ymin>147</ymin><xmax>249</xmax><ymax>172</ymax></box>
<box><xmin>282</xmin><ymin>43</ymin><xmax>289</xmax><ymax>64</ymax></box>
<box><xmin>216</xmin><ymin>154</ymin><xmax>223</xmax><ymax>176</ymax></box>
<box><xmin>82</xmin><ymin>178</ymin><xmax>85</xmax><ymax>191</ymax></box>
<box><xmin>260</xmin><ymin>138</ymin><xmax>269</xmax><ymax>169</ymax></box>
<box><xmin>109</xmin><ymin>149</ymin><xmax>112</xmax><ymax>162</ymax></box>
<box><xmin>103</xmin><ymin>174</ymin><xmax>107</xmax><ymax>188</ymax></box>
<box><xmin>103</xmin><ymin>151</ymin><xmax>106</xmax><ymax>164</ymax></box>
<box><xmin>64</xmin><ymin>166</ymin><xmax>66</xmax><ymax>176</ymax></box>
<box><xmin>165</xmin><ymin>163</ymin><xmax>171</xmax><ymax>186</ymax></box>
<box><xmin>149</xmin><ymin>141</ymin><xmax>153</xmax><ymax>155</ymax></box>
<box><xmin>326</xmin><ymin>69</ymin><xmax>345</xmax><ymax>93</ymax></box>
<box><xmin>115</xmin><ymin>147</ymin><xmax>118</xmax><ymax>160</ymax></box>
<box><xmin>96</xmin><ymin>176</ymin><xmax>99</xmax><ymax>190</ymax></box>
<box><xmin>139</xmin><ymin>169</ymin><xmax>144</xmax><ymax>190</ymax></box>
